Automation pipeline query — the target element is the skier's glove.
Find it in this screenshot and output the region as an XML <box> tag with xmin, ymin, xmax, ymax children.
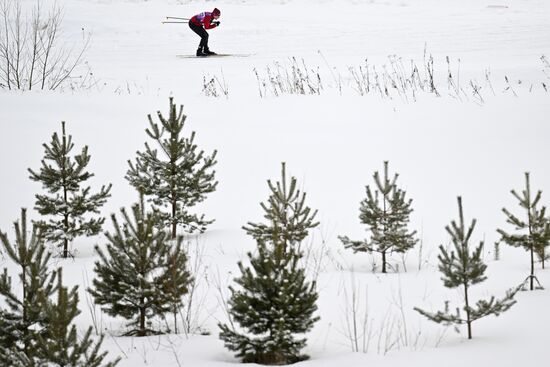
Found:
<box><xmin>212</xmin><ymin>20</ymin><xmax>220</xmax><ymax>26</ymax></box>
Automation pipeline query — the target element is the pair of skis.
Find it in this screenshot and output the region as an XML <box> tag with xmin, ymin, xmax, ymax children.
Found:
<box><xmin>163</xmin><ymin>16</ymin><xmax>252</xmax><ymax>57</ymax></box>
<box><xmin>162</xmin><ymin>16</ymin><xmax>188</xmax><ymax>24</ymax></box>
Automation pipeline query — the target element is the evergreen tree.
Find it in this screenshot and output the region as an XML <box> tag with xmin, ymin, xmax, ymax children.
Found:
<box><xmin>0</xmin><ymin>210</ymin><xmax>118</xmax><ymax>366</ymax></box>
<box><xmin>497</xmin><ymin>172</ymin><xmax>550</xmax><ymax>290</ymax></box>
<box><xmin>219</xmin><ymin>236</ymin><xmax>319</xmax><ymax>365</ymax></box>
<box><xmin>89</xmin><ymin>195</ymin><xmax>192</xmax><ymax>336</ymax></box>
<box><xmin>0</xmin><ymin>208</ymin><xmax>57</xmax><ymax>361</ymax></box>
<box><xmin>126</xmin><ymin>97</ymin><xmax>218</xmax><ymax>237</ymax></box>
<box><xmin>28</xmin><ymin>121</ymin><xmax>112</xmax><ymax>258</ymax></box>
<box><xmin>339</xmin><ymin>161</ymin><xmax>417</xmax><ymax>273</ymax></box>
<box><xmin>220</xmin><ymin>163</ymin><xmax>319</xmax><ymax>364</ymax></box>
<box><xmin>34</xmin><ymin>268</ymin><xmax>120</xmax><ymax>367</ymax></box>
<box><xmin>243</xmin><ymin>162</ymin><xmax>319</xmax><ymax>246</ymax></box>
<box><xmin>415</xmin><ymin>197</ymin><xmax>518</xmax><ymax>339</ymax></box>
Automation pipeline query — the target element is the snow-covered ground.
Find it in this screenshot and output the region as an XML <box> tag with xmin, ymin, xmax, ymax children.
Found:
<box><xmin>1</xmin><ymin>0</ymin><xmax>549</xmax><ymax>366</ymax></box>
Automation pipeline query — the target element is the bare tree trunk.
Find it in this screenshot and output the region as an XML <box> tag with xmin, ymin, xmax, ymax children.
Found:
<box><xmin>381</xmin><ymin>190</ymin><xmax>388</xmax><ymax>274</ymax></box>
<box><xmin>62</xmin><ymin>121</ymin><xmax>69</xmax><ymax>258</ymax></box>
<box><xmin>63</xmin><ymin>211</ymin><xmax>69</xmax><ymax>258</ymax></box>
<box><xmin>173</xmin><ymin>307</ymin><xmax>178</xmax><ymax>334</ymax></box>
<box><xmin>530</xmin><ymin>245</ymin><xmax>534</xmax><ymax>291</ymax></box>
<box><xmin>28</xmin><ymin>1</ymin><xmax>41</xmax><ymax>90</ymax></box>
<box><xmin>40</xmin><ymin>11</ymin><xmax>57</xmax><ymax>90</ymax></box>
<box><xmin>171</xmin><ymin>198</ymin><xmax>177</xmax><ymax>239</ymax></box>
<box><xmin>139</xmin><ymin>305</ymin><xmax>146</xmax><ymax>336</ymax></box>
<box><xmin>12</xmin><ymin>1</ymin><xmax>23</xmax><ymax>89</ymax></box>
<box><xmin>464</xmin><ymin>282</ymin><xmax>472</xmax><ymax>339</ymax></box>
<box><xmin>528</xmin><ymin>208</ymin><xmax>534</xmax><ymax>291</ymax></box>
<box><xmin>1</xmin><ymin>0</ymin><xmax>13</xmax><ymax>89</ymax></box>
<box><xmin>22</xmin><ymin>262</ymin><xmax>29</xmax><ymax>354</ymax></box>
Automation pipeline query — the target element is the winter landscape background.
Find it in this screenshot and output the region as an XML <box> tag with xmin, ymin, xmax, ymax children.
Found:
<box><xmin>1</xmin><ymin>0</ymin><xmax>550</xmax><ymax>366</ymax></box>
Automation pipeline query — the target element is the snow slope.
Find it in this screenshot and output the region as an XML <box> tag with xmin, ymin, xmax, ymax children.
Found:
<box><xmin>1</xmin><ymin>0</ymin><xmax>549</xmax><ymax>366</ymax></box>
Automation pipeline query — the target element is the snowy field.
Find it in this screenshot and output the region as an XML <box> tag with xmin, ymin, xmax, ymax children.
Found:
<box><xmin>1</xmin><ymin>0</ymin><xmax>550</xmax><ymax>366</ymax></box>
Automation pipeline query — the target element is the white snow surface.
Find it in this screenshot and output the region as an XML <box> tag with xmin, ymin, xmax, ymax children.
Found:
<box><xmin>1</xmin><ymin>0</ymin><xmax>550</xmax><ymax>366</ymax></box>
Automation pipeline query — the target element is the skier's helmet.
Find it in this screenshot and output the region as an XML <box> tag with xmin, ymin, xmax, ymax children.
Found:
<box><xmin>213</xmin><ymin>8</ymin><xmax>221</xmax><ymax>16</ymax></box>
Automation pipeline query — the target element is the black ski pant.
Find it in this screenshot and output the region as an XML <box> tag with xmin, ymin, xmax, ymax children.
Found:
<box><xmin>188</xmin><ymin>21</ymin><xmax>209</xmax><ymax>49</ymax></box>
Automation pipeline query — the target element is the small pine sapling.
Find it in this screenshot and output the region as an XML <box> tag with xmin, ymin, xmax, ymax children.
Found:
<box><xmin>220</xmin><ymin>163</ymin><xmax>320</xmax><ymax>364</ymax></box>
<box><xmin>497</xmin><ymin>172</ymin><xmax>550</xmax><ymax>290</ymax></box>
<box><xmin>339</xmin><ymin>161</ymin><xmax>417</xmax><ymax>273</ymax></box>
<box><xmin>126</xmin><ymin>97</ymin><xmax>218</xmax><ymax>237</ymax></box>
<box><xmin>0</xmin><ymin>209</ymin><xmax>57</xmax><ymax>361</ymax></box>
<box><xmin>28</xmin><ymin>121</ymin><xmax>112</xmax><ymax>258</ymax></box>
<box><xmin>415</xmin><ymin>197</ymin><xmax>518</xmax><ymax>339</ymax></box>
<box><xmin>89</xmin><ymin>195</ymin><xmax>191</xmax><ymax>336</ymax></box>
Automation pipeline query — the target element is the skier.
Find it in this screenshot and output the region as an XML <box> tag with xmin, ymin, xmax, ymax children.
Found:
<box><xmin>188</xmin><ymin>8</ymin><xmax>221</xmax><ymax>56</ymax></box>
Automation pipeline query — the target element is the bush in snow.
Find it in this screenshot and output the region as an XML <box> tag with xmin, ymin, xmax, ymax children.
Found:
<box><xmin>0</xmin><ymin>0</ymin><xmax>89</xmax><ymax>91</ymax></box>
<box><xmin>254</xmin><ymin>57</ymin><xmax>322</xmax><ymax>97</ymax></box>
<box><xmin>415</xmin><ymin>197</ymin><xmax>518</xmax><ymax>339</ymax></box>
<box><xmin>339</xmin><ymin>161</ymin><xmax>417</xmax><ymax>273</ymax></box>
<box><xmin>28</xmin><ymin>121</ymin><xmax>112</xmax><ymax>258</ymax></box>
<box><xmin>202</xmin><ymin>71</ymin><xmax>229</xmax><ymax>98</ymax></box>
<box><xmin>126</xmin><ymin>97</ymin><xmax>218</xmax><ymax>237</ymax></box>
<box><xmin>497</xmin><ymin>172</ymin><xmax>550</xmax><ymax>290</ymax></box>
<box><xmin>89</xmin><ymin>195</ymin><xmax>192</xmax><ymax>337</ymax></box>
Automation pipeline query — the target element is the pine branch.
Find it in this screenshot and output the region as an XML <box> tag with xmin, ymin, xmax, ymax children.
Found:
<box><xmin>468</xmin><ymin>286</ymin><xmax>519</xmax><ymax>321</ymax></box>
<box><xmin>414</xmin><ymin>306</ymin><xmax>465</xmax><ymax>325</ymax></box>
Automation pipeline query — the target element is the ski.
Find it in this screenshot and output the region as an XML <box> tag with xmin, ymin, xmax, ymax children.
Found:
<box><xmin>176</xmin><ymin>53</ymin><xmax>253</xmax><ymax>59</ymax></box>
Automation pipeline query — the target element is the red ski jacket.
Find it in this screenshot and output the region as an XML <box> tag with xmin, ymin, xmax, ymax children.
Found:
<box><xmin>190</xmin><ymin>12</ymin><xmax>219</xmax><ymax>29</ymax></box>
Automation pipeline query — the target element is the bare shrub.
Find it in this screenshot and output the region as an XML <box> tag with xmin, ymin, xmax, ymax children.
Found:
<box><xmin>254</xmin><ymin>57</ymin><xmax>322</xmax><ymax>97</ymax></box>
<box><xmin>180</xmin><ymin>239</ymin><xmax>212</xmax><ymax>336</ymax></box>
<box><xmin>339</xmin><ymin>272</ymin><xmax>433</xmax><ymax>355</ymax></box>
<box><xmin>541</xmin><ymin>55</ymin><xmax>550</xmax><ymax>79</ymax></box>
<box><xmin>202</xmin><ymin>69</ymin><xmax>229</xmax><ymax>98</ymax></box>
<box><xmin>0</xmin><ymin>0</ymin><xmax>90</xmax><ymax>91</ymax></box>
<box><xmin>251</xmin><ymin>52</ymin><xmax>548</xmax><ymax>102</ymax></box>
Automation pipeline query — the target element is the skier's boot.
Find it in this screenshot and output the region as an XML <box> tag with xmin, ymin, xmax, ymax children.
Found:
<box><xmin>196</xmin><ymin>47</ymin><xmax>207</xmax><ymax>57</ymax></box>
<box><xmin>203</xmin><ymin>46</ymin><xmax>217</xmax><ymax>56</ymax></box>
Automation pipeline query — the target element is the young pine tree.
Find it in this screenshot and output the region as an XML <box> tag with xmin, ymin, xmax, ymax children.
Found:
<box><xmin>126</xmin><ymin>97</ymin><xmax>218</xmax><ymax>237</ymax></box>
<box><xmin>28</xmin><ymin>121</ymin><xmax>112</xmax><ymax>258</ymax></box>
<box><xmin>220</xmin><ymin>163</ymin><xmax>319</xmax><ymax>364</ymax></box>
<box><xmin>89</xmin><ymin>196</ymin><xmax>192</xmax><ymax>336</ymax></box>
<box><xmin>497</xmin><ymin>172</ymin><xmax>550</xmax><ymax>290</ymax></box>
<box><xmin>415</xmin><ymin>197</ymin><xmax>517</xmax><ymax>339</ymax></box>
<box><xmin>243</xmin><ymin>162</ymin><xmax>319</xmax><ymax>246</ymax></box>
<box><xmin>34</xmin><ymin>268</ymin><xmax>120</xmax><ymax>367</ymax></box>
<box><xmin>339</xmin><ymin>161</ymin><xmax>417</xmax><ymax>273</ymax></box>
<box><xmin>219</xmin><ymin>236</ymin><xmax>319</xmax><ymax>365</ymax></box>
<box><xmin>0</xmin><ymin>209</ymin><xmax>57</xmax><ymax>361</ymax></box>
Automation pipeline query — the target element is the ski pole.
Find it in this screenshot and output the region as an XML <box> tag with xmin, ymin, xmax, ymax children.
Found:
<box><xmin>166</xmin><ymin>16</ymin><xmax>190</xmax><ymax>20</ymax></box>
<box><xmin>162</xmin><ymin>21</ymin><xmax>187</xmax><ymax>24</ymax></box>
